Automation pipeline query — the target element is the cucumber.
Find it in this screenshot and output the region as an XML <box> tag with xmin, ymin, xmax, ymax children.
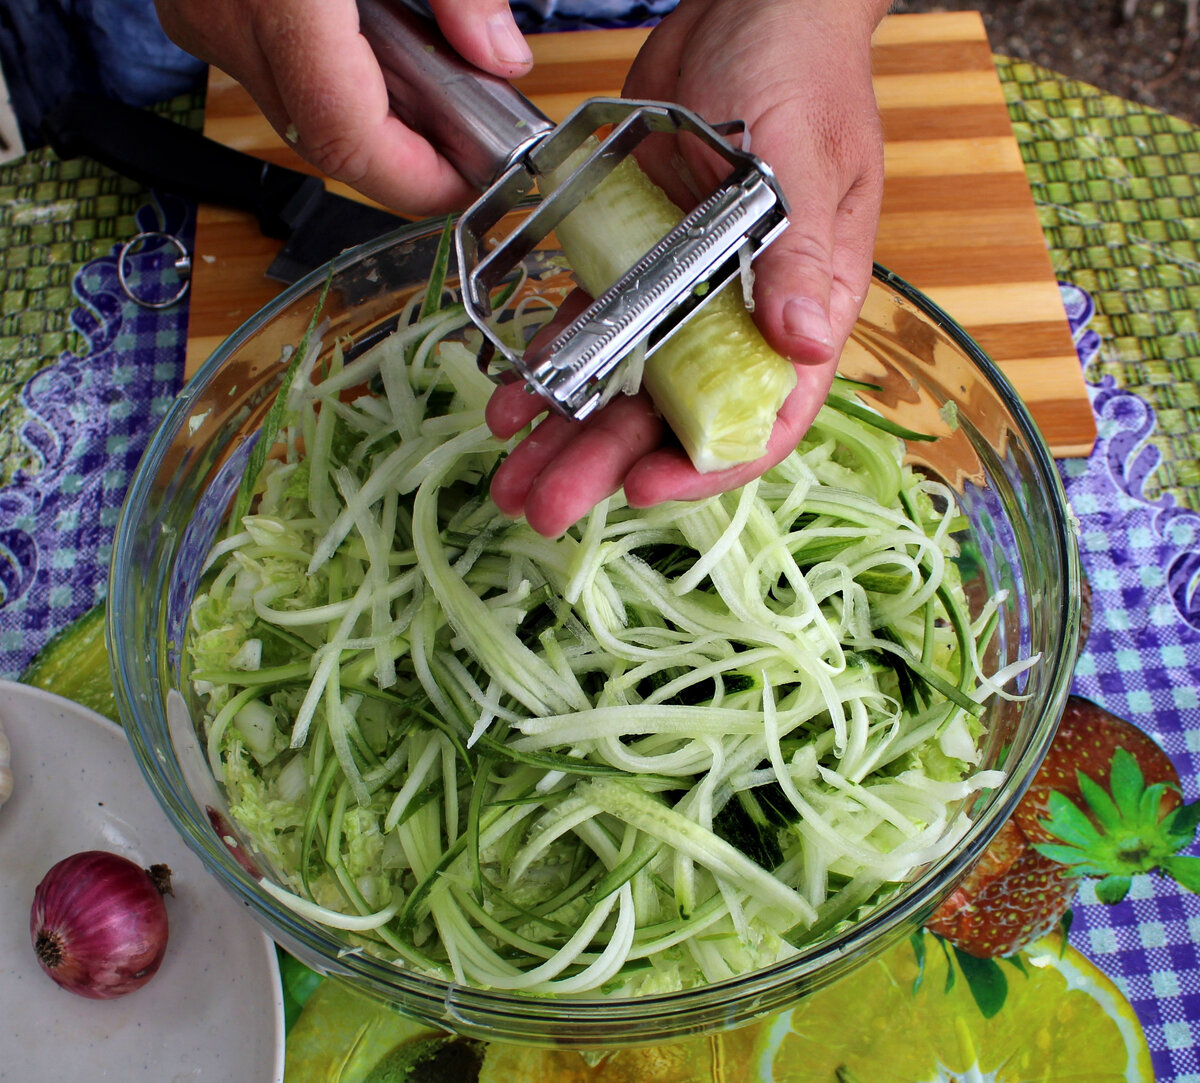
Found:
<box><xmin>545</xmin><ymin>147</ymin><xmax>797</xmax><ymax>473</ymax></box>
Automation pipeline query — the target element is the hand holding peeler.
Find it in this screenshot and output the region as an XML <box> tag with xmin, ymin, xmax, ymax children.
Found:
<box><xmin>358</xmin><ymin>0</ymin><xmax>790</xmax><ymax>421</ymax></box>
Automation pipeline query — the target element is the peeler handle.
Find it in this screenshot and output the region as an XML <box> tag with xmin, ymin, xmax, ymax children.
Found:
<box><xmin>356</xmin><ymin>0</ymin><xmax>554</xmax><ymax>191</ymax></box>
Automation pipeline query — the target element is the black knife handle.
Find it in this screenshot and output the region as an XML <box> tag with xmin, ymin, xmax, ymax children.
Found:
<box><xmin>40</xmin><ymin>94</ymin><xmax>322</xmax><ymax>239</ymax></box>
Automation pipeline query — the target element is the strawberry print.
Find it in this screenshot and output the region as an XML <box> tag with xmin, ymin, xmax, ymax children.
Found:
<box><xmin>929</xmin><ymin>696</ymin><xmax>1200</xmax><ymax>956</ymax></box>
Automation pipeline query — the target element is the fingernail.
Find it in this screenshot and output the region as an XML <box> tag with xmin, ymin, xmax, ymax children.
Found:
<box><xmin>783</xmin><ymin>297</ymin><xmax>834</xmax><ymax>347</ymax></box>
<box><xmin>487</xmin><ymin>14</ymin><xmax>532</xmax><ymax>65</ymax></box>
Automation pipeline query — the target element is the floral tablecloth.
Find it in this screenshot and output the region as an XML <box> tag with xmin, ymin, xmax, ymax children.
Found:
<box><xmin>1</xmin><ymin>59</ymin><xmax>1198</xmax><ymax>1080</ymax></box>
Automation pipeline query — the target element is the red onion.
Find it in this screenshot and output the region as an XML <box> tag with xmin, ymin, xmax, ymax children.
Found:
<box><xmin>30</xmin><ymin>850</ymin><xmax>173</xmax><ymax>999</ymax></box>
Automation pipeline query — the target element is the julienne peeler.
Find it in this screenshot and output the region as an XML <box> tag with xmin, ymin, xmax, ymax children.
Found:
<box><xmin>357</xmin><ymin>0</ymin><xmax>790</xmax><ymax>421</ymax></box>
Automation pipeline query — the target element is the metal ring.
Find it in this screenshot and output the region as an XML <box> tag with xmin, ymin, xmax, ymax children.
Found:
<box><xmin>117</xmin><ymin>230</ymin><xmax>192</xmax><ymax>310</ymax></box>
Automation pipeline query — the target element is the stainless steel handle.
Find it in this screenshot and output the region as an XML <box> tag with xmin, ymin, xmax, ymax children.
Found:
<box><xmin>356</xmin><ymin>0</ymin><xmax>554</xmax><ymax>191</ymax></box>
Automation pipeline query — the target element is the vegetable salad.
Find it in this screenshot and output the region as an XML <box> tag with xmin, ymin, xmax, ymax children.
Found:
<box><xmin>186</xmin><ymin>257</ymin><xmax>1030</xmax><ymax>998</ymax></box>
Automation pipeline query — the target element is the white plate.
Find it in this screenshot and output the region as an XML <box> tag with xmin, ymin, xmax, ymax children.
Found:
<box><xmin>0</xmin><ymin>680</ymin><xmax>285</xmax><ymax>1082</ymax></box>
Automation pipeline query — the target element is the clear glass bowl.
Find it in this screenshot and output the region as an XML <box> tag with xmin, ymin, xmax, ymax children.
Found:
<box><xmin>109</xmin><ymin>214</ymin><xmax>1081</xmax><ymax>1048</ymax></box>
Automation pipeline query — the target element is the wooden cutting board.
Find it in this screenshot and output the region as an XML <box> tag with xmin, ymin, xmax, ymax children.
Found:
<box><xmin>186</xmin><ymin>11</ymin><xmax>1096</xmax><ymax>456</ymax></box>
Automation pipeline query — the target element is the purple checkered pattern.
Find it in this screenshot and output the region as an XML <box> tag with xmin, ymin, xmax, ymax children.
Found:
<box><xmin>0</xmin><ymin>204</ymin><xmax>189</xmax><ymax>679</ymax></box>
<box><xmin>1058</xmin><ymin>282</ymin><xmax>1200</xmax><ymax>1081</ymax></box>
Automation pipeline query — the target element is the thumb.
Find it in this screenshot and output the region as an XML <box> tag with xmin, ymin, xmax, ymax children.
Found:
<box><xmin>748</xmin><ymin>113</ymin><xmax>883</xmax><ymax>366</ymax></box>
<box><xmin>427</xmin><ymin>0</ymin><xmax>533</xmax><ymax>79</ymax></box>
<box><xmin>752</xmin><ymin>218</ymin><xmax>839</xmax><ymax>367</ymax></box>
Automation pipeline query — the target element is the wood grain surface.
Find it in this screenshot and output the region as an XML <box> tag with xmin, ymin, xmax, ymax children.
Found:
<box><xmin>185</xmin><ymin>11</ymin><xmax>1096</xmax><ymax>455</ymax></box>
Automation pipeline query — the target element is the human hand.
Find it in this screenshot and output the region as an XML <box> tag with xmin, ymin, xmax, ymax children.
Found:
<box><xmin>153</xmin><ymin>0</ymin><xmax>533</xmax><ymax>214</ymax></box>
<box><xmin>488</xmin><ymin>0</ymin><xmax>889</xmax><ymax>537</ymax></box>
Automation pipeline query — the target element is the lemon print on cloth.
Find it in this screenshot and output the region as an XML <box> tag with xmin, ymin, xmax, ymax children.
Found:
<box><xmin>752</xmin><ymin>931</ymin><xmax>1153</xmax><ymax>1083</ymax></box>
<box><xmin>284</xmin><ymin>931</ymin><xmax>1151</xmax><ymax>1082</ymax></box>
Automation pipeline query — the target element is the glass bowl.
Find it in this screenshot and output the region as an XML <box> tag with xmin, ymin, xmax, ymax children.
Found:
<box><xmin>109</xmin><ymin>213</ymin><xmax>1080</xmax><ymax>1048</ymax></box>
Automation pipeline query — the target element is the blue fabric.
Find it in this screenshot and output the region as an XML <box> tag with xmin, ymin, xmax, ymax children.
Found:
<box><xmin>0</xmin><ymin>0</ymin><xmax>205</xmax><ymax>144</ymax></box>
<box><xmin>515</xmin><ymin>0</ymin><xmax>674</xmax><ymax>14</ymax></box>
<box><xmin>0</xmin><ymin>1</ymin><xmax>675</xmax><ymax>147</ymax></box>
<box><xmin>512</xmin><ymin>0</ymin><xmax>676</xmax><ymax>30</ymax></box>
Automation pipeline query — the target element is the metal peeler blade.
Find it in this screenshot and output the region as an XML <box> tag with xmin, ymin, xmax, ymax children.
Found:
<box><xmin>359</xmin><ymin>0</ymin><xmax>789</xmax><ymax>421</ymax></box>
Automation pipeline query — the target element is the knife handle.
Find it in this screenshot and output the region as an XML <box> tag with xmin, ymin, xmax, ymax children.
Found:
<box><xmin>40</xmin><ymin>94</ymin><xmax>322</xmax><ymax>240</ymax></box>
<box><xmin>356</xmin><ymin>0</ymin><xmax>554</xmax><ymax>191</ymax></box>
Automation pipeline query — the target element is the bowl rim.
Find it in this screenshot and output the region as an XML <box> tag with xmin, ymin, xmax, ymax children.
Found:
<box><xmin>108</xmin><ymin>217</ymin><xmax>1081</xmax><ymax>1038</ymax></box>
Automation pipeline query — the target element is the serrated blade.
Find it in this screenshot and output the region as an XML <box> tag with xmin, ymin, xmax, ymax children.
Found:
<box><xmin>521</xmin><ymin>163</ymin><xmax>787</xmax><ymax>418</ymax></box>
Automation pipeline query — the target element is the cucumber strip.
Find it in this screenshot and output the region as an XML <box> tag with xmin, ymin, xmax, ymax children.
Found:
<box><xmin>300</xmin><ymin>753</ymin><xmax>342</xmax><ymax>898</ymax></box>
<box><xmin>823</xmin><ymin>392</ymin><xmax>938</xmax><ymax>443</ymax></box>
<box><xmin>583</xmin><ymin>779</ymin><xmax>816</xmax><ymax>926</ymax></box>
<box><xmin>260</xmin><ymin>877</ymin><xmax>401</xmax><ymax>931</ymax></box>
<box><xmin>231</xmin><ymin>268</ymin><xmax>334</xmax><ymax>527</ymax></box>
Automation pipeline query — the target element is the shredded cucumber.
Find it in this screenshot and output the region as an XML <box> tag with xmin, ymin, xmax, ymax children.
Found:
<box><xmin>185</xmin><ymin>232</ymin><xmax>1033</xmax><ymax>998</ymax></box>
